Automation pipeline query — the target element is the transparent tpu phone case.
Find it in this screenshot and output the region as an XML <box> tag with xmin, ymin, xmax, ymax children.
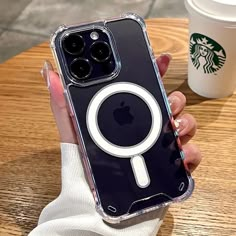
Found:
<box><xmin>50</xmin><ymin>13</ymin><xmax>194</xmax><ymax>224</ymax></box>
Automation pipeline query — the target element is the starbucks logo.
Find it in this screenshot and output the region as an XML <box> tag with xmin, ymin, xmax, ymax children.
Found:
<box><xmin>190</xmin><ymin>33</ymin><xmax>226</xmax><ymax>74</ymax></box>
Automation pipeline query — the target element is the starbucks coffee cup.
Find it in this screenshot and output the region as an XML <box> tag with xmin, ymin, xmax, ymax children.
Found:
<box><xmin>185</xmin><ymin>0</ymin><xmax>236</xmax><ymax>98</ymax></box>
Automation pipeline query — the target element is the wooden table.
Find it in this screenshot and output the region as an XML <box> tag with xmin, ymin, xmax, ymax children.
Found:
<box><xmin>0</xmin><ymin>18</ymin><xmax>235</xmax><ymax>236</ymax></box>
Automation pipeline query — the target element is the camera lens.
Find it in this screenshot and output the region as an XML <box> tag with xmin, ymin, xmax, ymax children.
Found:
<box><xmin>90</xmin><ymin>41</ymin><xmax>111</xmax><ymax>62</ymax></box>
<box><xmin>70</xmin><ymin>58</ymin><xmax>92</xmax><ymax>80</ymax></box>
<box><xmin>63</xmin><ymin>34</ymin><xmax>85</xmax><ymax>55</ymax></box>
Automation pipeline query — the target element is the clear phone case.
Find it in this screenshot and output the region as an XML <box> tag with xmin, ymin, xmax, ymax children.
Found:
<box><xmin>50</xmin><ymin>13</ymin><xmax>194</xmax><ymax>224</ymax></box>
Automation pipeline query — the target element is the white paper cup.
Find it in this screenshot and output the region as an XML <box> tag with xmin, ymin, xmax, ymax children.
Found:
<box><xmin>185</xmin><ymin>0</ymin><xmax>236</xmax><ymax>98</ymax></box>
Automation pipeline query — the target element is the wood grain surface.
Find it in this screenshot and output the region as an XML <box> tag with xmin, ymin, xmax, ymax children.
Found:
<box><xmin>0</xmin><ymin>18</ymin><xmax>235</xmax><ymax>236</ymax></box>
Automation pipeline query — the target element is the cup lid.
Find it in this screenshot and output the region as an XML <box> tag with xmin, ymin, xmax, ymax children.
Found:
<box><xmin>186</xmin><ymin>0</ymin><xmax>236</xmax><ymax>22</ymax></box>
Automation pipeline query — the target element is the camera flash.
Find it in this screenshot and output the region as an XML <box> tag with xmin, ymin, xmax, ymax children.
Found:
<box><xmin>90</xmin><ymin>31</ymin><xmax>99</xmax><ymax>40</ymax></box>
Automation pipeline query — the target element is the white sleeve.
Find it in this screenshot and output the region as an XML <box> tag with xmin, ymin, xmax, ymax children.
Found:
<box><xmin>29</xmin><ymin>143</ymin><xmax>167</xmax><ymax>236</ymax></box>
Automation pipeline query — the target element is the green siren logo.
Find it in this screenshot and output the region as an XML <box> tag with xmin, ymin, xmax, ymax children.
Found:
<box><xmin>190</xmin><ymin>33</ymin><xmax>226</xmax><ymax>74</ymax></box>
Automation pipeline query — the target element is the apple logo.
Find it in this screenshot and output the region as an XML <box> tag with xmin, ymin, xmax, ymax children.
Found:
<box><xmin>113</xmin><ymin>101</ymin><xmax>134</xmax><ymax>126</ymax></box>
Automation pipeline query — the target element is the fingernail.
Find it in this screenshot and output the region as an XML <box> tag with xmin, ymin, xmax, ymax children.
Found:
<box><xmin>175</xmin><ymin>118</ymin><xmax>188</xmax><ymax>134</ymax></box>
<box><xmin>168</xmin><ymin>95</ymin><xmax>181</xmax><ymax>113</ymax></box>
<box><xmin>160</xmin><ymin>53</ymin><xmax>172</xmax><ymax>61</ymax></box>
<box><xmin>40</xmin><ymin>60</ymin><xmax>53</xmax><ymax>89</ymax></box>
<box><xmin>187</xmin><ymin>163</ymin><xmax>196</xmax><ymax>173</ymax></box>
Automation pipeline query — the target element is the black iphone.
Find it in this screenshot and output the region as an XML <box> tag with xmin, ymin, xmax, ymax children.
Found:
<box><xmin>50</xmin><ymin>13</ymin><xmax>194</xmax><ymax>224</ymax></box>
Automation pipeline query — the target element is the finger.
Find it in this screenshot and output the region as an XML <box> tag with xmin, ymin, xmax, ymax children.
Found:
<box><xmin>182</xmin><ymin>143</ymin><xmax>202</xmax><ymax>173</ymax></box>
<box><xmin>49</xmin><ymin>71</ymin><xmax>78</xmax><ymax>144</ymax></box>
<box><xmin>41</xmin><ymin>61</ymin><xmax>77</xmax><ymax>144</ymax></box>
<box><xmin>156</xmin><ymin>54</ymin><xmax>172</xmax><ymax>77</ymax></box>
<box><xmin>175</xmin><ymin>113</ymin><xmax>197</xmax><ymax>144</ymax></box>
<box><xmin>168</xmin><ymin>91</ymin><xmax>186</xmax><ymax>116</ymax></box>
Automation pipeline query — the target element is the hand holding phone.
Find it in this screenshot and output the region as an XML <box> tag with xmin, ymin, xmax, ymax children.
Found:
<box><xmin>48</xmin><ymin>13</ymin><xmax>200</xmax><ymax>223</ymax></box>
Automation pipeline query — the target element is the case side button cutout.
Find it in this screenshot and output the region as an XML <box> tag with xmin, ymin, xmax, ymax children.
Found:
<box><xmin>131</xmin><ymin>155</ymin><xmax>150</xmax><ymax>188</ymax></box>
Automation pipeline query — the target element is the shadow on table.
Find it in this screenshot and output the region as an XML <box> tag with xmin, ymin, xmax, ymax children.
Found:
<box><xmin>0</xmin><ymin>148</ymin><xmax>61</xmax><ymax>235</ymax></box>
<box><xmin>168</xmin><ymin>79</ymin><xmax>231</xmax><ymax>127</ymax></box>
<box><xmin>105</xmin><ymin>206</ymin><xmax>174</xmax><ymax>235</ymax></box>
<box><xmin>175</xmin><ymin>80</ymin><xmax>210</xmax><ymax>105</ymax></box>
<box><xmin>157</xmin><ymin>210</ymin><xmax>174</xmax><ymax>236</ymax></box>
